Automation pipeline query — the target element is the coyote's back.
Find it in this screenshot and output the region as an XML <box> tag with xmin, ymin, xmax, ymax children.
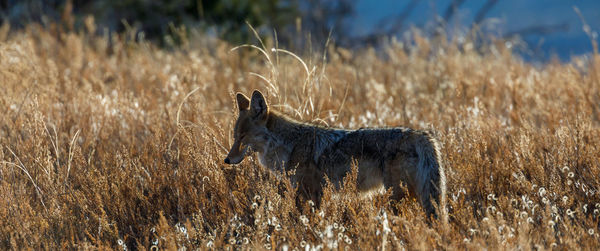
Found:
<box><xmin>316</xmin><ymin>127</ymin><xmax>446</xmax><ymax>216</ymax></box>
<box><xmin>225</xmin><ymin>90</ymin><xmax>446</xmax><ymax>217</ymax></box>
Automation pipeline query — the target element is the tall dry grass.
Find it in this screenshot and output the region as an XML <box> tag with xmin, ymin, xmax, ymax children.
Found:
<box><xmin>0</xmin><ymin>23</ymin><xmax>599</xmax><ymax>250</ymax></box>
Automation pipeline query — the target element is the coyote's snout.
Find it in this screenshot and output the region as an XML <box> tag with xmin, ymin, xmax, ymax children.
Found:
<box><xmin>225</xmin><ymin>90</ymin><xmax>446</xmax><ymax>216</ymax></box>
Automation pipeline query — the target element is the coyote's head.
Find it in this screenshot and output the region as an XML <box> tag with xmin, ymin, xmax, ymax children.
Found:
<box><xmin>224</xmin><ymin>90</ymin><xmax>270</xmax><ymax>164</ymax></box>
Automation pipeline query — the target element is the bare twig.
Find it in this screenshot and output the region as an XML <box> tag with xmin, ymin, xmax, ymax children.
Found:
<box><xmin>361</xmin><ymin>0</ymin><xmax>420</xmax><ymax>46</ymax></box>
<box><xmin>474</xmin><ymin>0</ymin><xmax>498</xmax><ymax>26</ymax></box>
<box><xmin>443</xmin><ymin>0</ymin><xmax>466</xmax><ymax>22</ymax></box>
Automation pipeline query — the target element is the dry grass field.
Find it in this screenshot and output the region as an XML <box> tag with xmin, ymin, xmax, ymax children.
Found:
<box><xmin>1</xmin><ymin>23</ymin><xmax>599</xmax><ymax>250</ymax></box>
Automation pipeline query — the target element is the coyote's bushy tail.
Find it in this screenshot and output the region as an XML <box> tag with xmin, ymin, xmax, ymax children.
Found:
<box><xmin>415</xmin><ymin>131</ymin><xmax>447</xmax><ymax>221</ymax></box>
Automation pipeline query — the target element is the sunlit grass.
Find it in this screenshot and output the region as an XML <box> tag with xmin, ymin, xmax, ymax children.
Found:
<box><xmin>0</xmin><ymin>23</ymin><xmax>599</xmax><ymax>249</ymax></box>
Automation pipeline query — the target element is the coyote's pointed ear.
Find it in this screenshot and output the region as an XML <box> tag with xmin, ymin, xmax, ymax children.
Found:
<box><xmin>250</xmin><ymin>90</ymin><xmax>268</xmax><ymax>120</ymax></box>
<box><xmin>236</xmin><ymin>93</ymin><xmax>250</xmax><ymax>111</ymax></box>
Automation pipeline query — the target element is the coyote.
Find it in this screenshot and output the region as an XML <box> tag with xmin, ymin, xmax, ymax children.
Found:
<box><xmin>225</xmin><ymin>90</ymin><xmax>446</xmax><ymax>216</ymax></box>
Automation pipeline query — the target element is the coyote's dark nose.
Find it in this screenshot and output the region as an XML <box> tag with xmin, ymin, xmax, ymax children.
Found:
<box><xmin>224</xmin><ymin>158</ymin><xmax>231</xmax><ymax>164</ymax></box>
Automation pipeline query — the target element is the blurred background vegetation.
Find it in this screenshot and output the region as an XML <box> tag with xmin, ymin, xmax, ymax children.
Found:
<box><xmin>0</xmin><ymin>0</ymin><xmax>354</xmax><ymax>50</ymax></box>
<box><xmin>0</xmin><ymin>0</ymin><xmax>598</xmax><ymax>60</ymax></box>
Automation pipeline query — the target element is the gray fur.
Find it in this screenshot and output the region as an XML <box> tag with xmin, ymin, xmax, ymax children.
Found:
<box><xmin>225</xmin><ymin>91</ymin><xmax>447</xmax><ymax>217</ymax></box>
